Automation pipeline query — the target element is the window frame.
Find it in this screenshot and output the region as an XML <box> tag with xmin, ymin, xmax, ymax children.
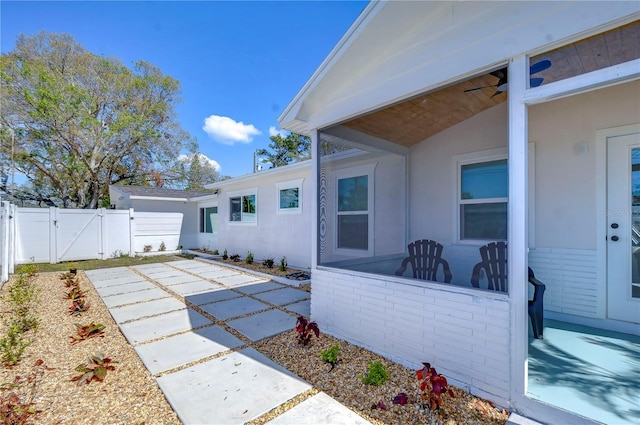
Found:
<box><xmin>333</xmin><ymin>163</ymin><xmax>376</xmax><ymax>257</ymax></box>
<box><xmin>275</xmin><ymin>178</ymin><xmax>304</xmax><ymax>214</ymax></box>
<box><xmin>199</xmin><ymin>205</ymin><xmax>219</xmax><ymax>234</ymax></box>
<box><xmin>227</xmin><ymin>188</ymin><xmax>258</xmax><ymax>225</ymax></box>
<box><xmin>454</xmin><ymin>148</ymin><xmax>508</xmax><ymax>245</ymax></box>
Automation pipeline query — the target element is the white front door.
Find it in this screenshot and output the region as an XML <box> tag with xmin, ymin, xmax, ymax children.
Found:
<box><xmin>607</xmin><ymin>131</ymin><xmax>640</xmax><ymax>323</ymax></box>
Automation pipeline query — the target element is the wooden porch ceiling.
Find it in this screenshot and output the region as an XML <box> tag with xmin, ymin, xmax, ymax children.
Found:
<box><xmin>341</xmin><ymin>21</ymin><xmax>639</xmax><ymax>148</ymax></box>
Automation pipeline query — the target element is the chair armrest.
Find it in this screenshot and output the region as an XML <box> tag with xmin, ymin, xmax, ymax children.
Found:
<box><xmin>528</xmin><ymin>276</ymin><xmax>546</xmax><ymax>303</ymax></box>
<box><xmin>471</xmin><ymin>262</ymin><xmax>483</xmax><ymax>287</ymax></box>
<box><xmin>439</xmin><ymin>259</ymin><xmax>452</xmax><ymax>283</ymax></box>
<box><xmin>395</xmin><ymin>257</ymin><xmax>411</xmax><ymax>276</ymax></box>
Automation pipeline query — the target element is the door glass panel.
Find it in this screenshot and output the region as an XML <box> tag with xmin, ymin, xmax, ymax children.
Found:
<box><xmin>632</xmin><ymin>148</ymin><xmax>640</xmax><ymax>298</ymax></box>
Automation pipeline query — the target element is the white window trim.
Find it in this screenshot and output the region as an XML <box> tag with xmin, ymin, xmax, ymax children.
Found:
<box><xmin>334</xmin><ymin>162</ymin><xmax>376</xmax><ymax>257</ymax></box>
<box><xmin>275</xmin><ymin>178</ymin><xmax>304</xmax><ymax>215</ymax></box>
<box><xmin>226</xmin><ymin>187</ymin><xmax>258</xmax><ymax>226</ymax></box>
<box><xmin>453</xmin><ymin>147</ymin><xmax>508</xmax><ymax>245</ymax></box>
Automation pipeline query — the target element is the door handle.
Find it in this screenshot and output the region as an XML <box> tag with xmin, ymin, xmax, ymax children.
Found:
<box><xmin>611</xmin><ymin>235</ymin><xmax>619</xmax><ymax>241</ymax></box>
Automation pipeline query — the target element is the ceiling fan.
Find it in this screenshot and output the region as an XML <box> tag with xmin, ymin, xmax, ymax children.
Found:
<box><xmin>464</xmin><ymin>60</ymin><xmax>551</xmax><ymax>97</ymax></box>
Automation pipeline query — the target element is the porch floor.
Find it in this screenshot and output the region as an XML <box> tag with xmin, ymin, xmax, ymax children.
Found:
<box><xmin>528</xmin><ymin>319</ymin><xmax>640</xmax><ymax>424</ymax></box>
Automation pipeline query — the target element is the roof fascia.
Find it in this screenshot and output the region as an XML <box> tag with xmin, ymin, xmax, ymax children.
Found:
<box><xmin>205</xmin><ymin>160</ymin><xmax>311</xmax><ymax>189</ymax></box>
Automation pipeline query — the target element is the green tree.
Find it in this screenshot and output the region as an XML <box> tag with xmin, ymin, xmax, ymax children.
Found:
<box><xmin>181</xmin><ymin>152</ymin><xmax>221</xmax><ymax>190</ymax></box>
<box><xmin>0</xmin><ymin>31</ymin><xmax>194</xmax><ymax>208</ymax></box>
<box><xmin>256</xmin><ymin>132</ymin><xmax>310</xmax><ymax>168</ymax></box>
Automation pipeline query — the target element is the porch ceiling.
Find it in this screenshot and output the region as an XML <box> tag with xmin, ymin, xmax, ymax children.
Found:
<box><xmin>340</xmin><ymin>20</ymin><xmax>639</xmax><ymax>148</ymax></box>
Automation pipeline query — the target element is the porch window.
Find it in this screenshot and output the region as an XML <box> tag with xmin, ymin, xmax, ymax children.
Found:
<box><xmin>229</xmin><ymin>194</ymin><xmax>256</xmax><ymax>223</ymax></box>
<box><xmin>199</xmin><ymin>206</ymin><xmax>218</xmax><ymax>234</ymax></box>
<box><xmin>337</xmin><ymin>175</ymin><xmax>369</xmax><ymax>250</ymax></box>
<box><xmin>458</xmin><ymin>156</ymin><xmax>508</xmax><ymax>242</ymax></box>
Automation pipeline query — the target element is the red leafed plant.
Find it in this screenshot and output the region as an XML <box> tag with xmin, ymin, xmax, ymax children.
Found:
<box><xmin>71</xmin><ymin>353</ymin><xmax>116</xmax><ymax>386</ymax></box>
<box><xmin>69</xmin><ymin>322</ymin><xmax>105</xmax><ymax>344</ymax></box>
<box><xmin>417</xmin><ymin>362</ymin><xmax>455</xmax><ymax>411</ymax></box>
<box><xmin>295</xmin><ymin>316</ymin><xmax>319</xmax><ymax>346</ymax></box>
<box><xmin>68</xmin><ymin>298</ymin><xmax>91</xmax><ymax>316</ymax></box>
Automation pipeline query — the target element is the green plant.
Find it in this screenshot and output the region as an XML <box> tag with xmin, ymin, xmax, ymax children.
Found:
<box><xmin>222</xmin><ymin>249</ymin><xmax>228</xmax><ymax>260</ymax></box>
<box><xmin>159</xmin><ymin>241</ymin><xmax>166</xmax><ymax>251</ymax></box>
<box><xmin>69</xmin><ymin>298</ymin><xmax>91</xmax><ymax>316</ymax></box>
<box><xmin>71</xmin><ymin>353</ymin><xmax>117</xmax><ymax>385</ymax></box>
<box><xmin>64</xmin><ymin>276</ymin><xmax>79</xmax><ymax>288</ymax></box>
<box><xmin>69</xmin><ymin>322</ymin><xmax>105</xmax><ymax>344</ymax></box>
<box><xmin>15</xmin><ymin>264</ymin><xmax>38</xmax><ymax>277</ymax></box>
<box><xmin>320</xmin><ymin>344</ymin><xmax>341</xmax><ymax>369</ymax></box>
<box><xmin>0</xmin><ymin>324</ymin><xmax>31</xmax><ymax>365</ymax></box>
<box><xmin>245</xmin><ymin>251</ymin><xmax>253</xmax><ymax>264</ymax></box>
<box><xmin>279</xmin><ymin>256</ymin><xmax>288</xmax><ymax>272</ymax></box>
<box><xmin>230</xmin><ymin>254</ymin><xmax>240</xmax><ymax>262</ymax></box>
<box><xmin>60</xmin><ymin>272</ymin><xmax>76</xmax><ymax>281</ymax></box>
<box><xmin>262</xmin><ymin>257</ymin><xmax>275</xmax><ymax>268</ymax></box>
<box><xmin>0</xmin><ymin>359</ymin><xmax>45</xmax><ymax>422</ymax></box>
<box><xmin>212</xmin><ymin>249</ymin><xmax>219</xmax><ymax>255</ymax></box>
<box><xmin>68</xmin><ymin>262</ymin><xmax>78</xmax><ymax>273</ymax></box>
<box><xmin>295</xmin><ymin>315</ymin><xmax>319</xmax><ymax>346</ymax></box>
<box><xmin>417</xmin><ymin>362</ymin><xmax>454</xmax><ymax>411</ymax></box>
<box><xmin>143</xmin><ymin>244</ymin><xmax>152</xmax><ymax>253</ymax></box>
<box><xmin>65</xmin><ymin>286</ymin><xmax>84</xmax><ymax>300</ymax></box>
<box><xmin>360</xmin><ymin>361</ymin><xmax>388</xmax><ymax>386</ymax></box>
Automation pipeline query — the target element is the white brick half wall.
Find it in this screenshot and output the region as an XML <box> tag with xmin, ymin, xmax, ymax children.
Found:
<box><xmin>311</xmin><ymin>268</ymin><xmax>511</xmax><ymax>404</ymax></box>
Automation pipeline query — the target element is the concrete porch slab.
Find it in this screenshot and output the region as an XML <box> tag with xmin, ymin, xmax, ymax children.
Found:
<box><xmin>252</xmin><ymin>288</ymin><xmax>309</xmax><ymax>306</ymax></box>
<box><xmin>156</xmin><ymin>347</ymin><xmax>311</xmax><ymax>425</ymax></box>
<box><xmin>227</xmin><ymin>309</ymin><xmax>296</xmax><ymax>342</ymax></box>
<box><xmin>109</xmin><ymin>297</ymin><xmax>186</xmax><ymax>324</ymax></box>
<box><xmin>199</xmin><ymin>297</ymin><xmax>270</xmax><ymax>320</ymax></box>
<box><xmin>118</xmin><ymin>308</ymin><xmax>213</xmax><ymax>345</ymax></box>
<box><xmin>266</xmin><ymin>392</ymin><xmax>373</xmax><ymax>425</ymax></box>
<box><xmin>134</xmin><ymin>325</ymin><xmax>244</xmax><ymax>375</ymax></box>
<box><xmin>101</xmin><ymin>287</ymin><xmax>170</xmax><ymax>308</ymax></box>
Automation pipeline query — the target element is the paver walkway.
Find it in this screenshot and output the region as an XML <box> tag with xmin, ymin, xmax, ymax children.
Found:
<box><xmin>85</xmin><ymin>259</ymin><xmax>372</xmax><ymax>425</ymax></box>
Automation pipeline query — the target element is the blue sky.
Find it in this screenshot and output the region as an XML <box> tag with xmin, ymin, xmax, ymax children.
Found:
<box><xmin>1</xmin><ymin>0</ymin><xmax>368</xmax><ymax>178</ymax></box>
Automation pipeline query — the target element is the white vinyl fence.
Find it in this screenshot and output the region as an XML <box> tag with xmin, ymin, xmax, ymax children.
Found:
<box><xmin>1</xmin><ymin>205</ymin><xmax>183</xmax><ymax>284</ymax></box>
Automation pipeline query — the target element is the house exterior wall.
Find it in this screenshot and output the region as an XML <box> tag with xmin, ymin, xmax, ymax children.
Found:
<box><xmin>202</xmin><ymin>165</ymin><xmax>312</xmax><ymax>269</ymax></box>
<box><xmin>312</xmin><ymin>267</ymin><xmax>511</xmax><ymax>404</ymax></box>
<box><xmin>127</xmin><ymin>199</ymin><xmax>198</xmax><ymax>249</ymax></box>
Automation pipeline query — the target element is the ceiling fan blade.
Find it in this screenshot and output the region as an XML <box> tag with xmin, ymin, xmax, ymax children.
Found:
<box><xmin>530</xmin><ymin>77</ymin><xmax>544</xmax><ymax>88</ymax></box>
<box><xmin>530</xmin><ymin>59</ymin><xmax>551</xmax><ymax>75</ymax></box>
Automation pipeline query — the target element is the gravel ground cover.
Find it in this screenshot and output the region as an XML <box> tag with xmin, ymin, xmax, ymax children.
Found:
<box><xmin>1</xmin><ymin>265</ymin><xmax>509</xmax><ymax>425</ymax></box>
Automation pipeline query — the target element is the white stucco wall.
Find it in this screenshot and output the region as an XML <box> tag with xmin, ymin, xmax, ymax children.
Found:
<box><xmin>128</xmin><ymin>199</ymin><xmax>199</xmax><ymax>249</ymax></box>
<box><xmin>205</xmin><ymin>165</ymin><xmax>312</xmax><ymax>269</ymax></box>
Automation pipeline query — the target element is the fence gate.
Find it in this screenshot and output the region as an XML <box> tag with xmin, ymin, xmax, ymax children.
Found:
<box><xmin>54</xmin><ymin>208</ymin><xmax>104</xmax><ymax>262</ymax></box>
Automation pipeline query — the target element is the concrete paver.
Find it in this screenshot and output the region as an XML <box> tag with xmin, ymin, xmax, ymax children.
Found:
<box><xmin>214</xmin><ymin>274</ymin><xmax>267</xmax><ymax>287</ymax></box>
<box><xmin>89</xmin><ymin>275</ymin><xmax>146</xmax><ymax>288</ymax></box>
<box><xmin>197</xmin><ymin>269</ymin><xmax>242</xmax><ymax>280</ymax></box>
<box><xmin>227</xmin><ymin>309</ymin><xmax>297</xmax><ymax>342</ymax></box>
<box><xmin>101</xmin><ymin>287</ymin><xmax>170</xmax><ymax>308</ymax></box>
<box><xmin>109</xmin><ymin>297</ymin><xmax>186</xmax><ymax>324</ymax></box>
<box><xmin>167</xmin><ymin>280</ymin><xmax>222</xmax><ymax>297</ymax></box>
<box><xmin>252</xmin><ymin>287</ymin><xmax>309</xmax><ymax>306</ymax></box>
<box><xmin>118</xmin><ymin>308</ymin><xmax>212</xmax><ymax>344</ymax></box>
<box><xmin>94</xmin><ymin>281</ymin><xmax>158</xmax><ymax>297</ymax></box>
<box><xmin>266</xmin><ymin>392</ymin><xmax>373</xmax><ymax>425</ymax></box>
<box><xmin>135</xmin><ymin>326</ymin><xmax>244</xmax><ymax>375</ymax></box>
<box><xmin>199</xmin><ymin>297</ymin><xmax>269</xmax><ymax>320</ymax></box>
<box><xmin>283</xmin><ymin>300</ymin><xmax>311</xmax><ymax>318</ymax></box>
<box><xmin>156</xmin><ymin>347</ymin><xmax>311</xmax><ymax>424</ymax></box>
<box><xmin>185</xmin><ymin>289</ymin><xmax>242</xmax><ymax>306</ymax></box>
<box><xmin>233</xmin><ymin>281</ymin><xmax>284</xmax><ymax>295</ymax></box>
<box><xmin>154</xmin><ymin>274</ymin><xmax>203</xmax><ymax>285</ymax></box>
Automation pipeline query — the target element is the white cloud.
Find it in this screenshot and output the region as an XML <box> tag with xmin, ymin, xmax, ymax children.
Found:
<box><xmin>202</xmin><ymin>115</ymin><xmax>261</xmax><ymax>145</ymax></box>
<box><xmin>269</xmin><ymin>126</ymin><xmax>287</xmax><ymax>138</ymax></box>
<box><xmin>178</xmin><ymin>153</ymin><xmax>221</xmax><ymax>172</ymax></box>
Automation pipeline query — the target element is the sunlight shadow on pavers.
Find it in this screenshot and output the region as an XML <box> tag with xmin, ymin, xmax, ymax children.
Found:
<box><xmin>227</xmin><ymin>309</ymin><xmax>296</xmax><ymax>342</ymax></box>
<box><xmin>135</xmin><ymin>326</ymin><xmax>243</xmax><ymax>375</ymax></box>
<box><xmin>156</xmin><ymin>347</ymin><xmax>311</xmax><ymax>425</ymax></box>
<box><xmin>119</xmin><ymin>308</ymin><xmax>213</xmax><ymax>345</ymax></box>
<box><xmin>252</xmin><ymin>288</ymin><xmax>308</xmax><ymax>306</ymax></box>
<box><xmin>198</xmin><ymin>297</ymin><xmax>270</xmax><ymax>321</ymax></box>
<box><xmin>265</xmin><ymin>392</ymin><xmax>373</xmax><ymax>425</ymax></box>
<box><xmin>233</xmin><ymin>281</ymin><xmax>284</xmax><ymax>295</ymax></box>
<box><xmin>187</xmin><ymin>289</ymin><xmax>241</xmax><ymax>306</ymax></box>
<box><xmin>283</xmin><ymin>300</ymin><xmax>310</xmax><ymax>318</ymax></box>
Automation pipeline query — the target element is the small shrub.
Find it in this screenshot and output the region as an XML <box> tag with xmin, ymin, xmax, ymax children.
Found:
<box><xmin>143</xmin><ymin>244</ymin><xmax>152</xmax><ymax>253</ymax></box>
<box><xmin>71</xmin><ymin>353</ymin><xmax>116</xmax><ymax>385</ymax></box>
<box><xmin>279</xmin><ymin>256</ymin><xmax>288</xmax><ymax>272</ymax></box>
<box><xmin>230</xmin><ymin>254</ymin><xmax>240</xmax><ymax>262</ymax></box>
<box><xmin>222</xmin><ymin>249</ymin><xmax>228</xmax><ymax>260</ymax></box>
<box><xmin>15</xmin><ymin>264</ymin><xmax>38</xmax><ymax>277</ymax></box>
<box><xmin>69</xmin><ymin>322</ymin><xmax>105</xmax><ymax>344</ymax></box>
<box><xmin>262</xmin><ymin>257</ymin><xmax>275</xmax><ymax>268</ymax></box>
<box><xmin>159</xmin><ymin>241</ymin><xmax>166</xmax><ymax>251</ymax></box>
<box><xmin>320</xmin><ymin>344</ymin><xmax>340</xmax><ymax>369</ymax></box>
<box><xmin>295</xmin><ymin>315</ymin><xmax>319</xmax><ymax>346</ymax></box>
<box><xmin>417</xmin><ymin>362</ymin><xmax>455</xmax><ymax>411</ymax></box>
<box><xmin>64</xmin><ymin>276</ymin><xmax>79</xmax><ymax>288</ymax></box>
<box><xmin>0</xmin><ymin>324</ymin><xmax>31</xmax><ymax>365</ymax></box>
<box><xmin>245</xmin><ymin>251</ymin><xmax>253</xmax><ymax>264</ymax></box>
<box><xmin>212</xmin><ymin>249</ymin><xmax>219</xmax><ymax>255</ymax></box>
<box><xmin>60</xmin><ymin>272</ymin><xmax>76</xmax><ymax>280</ymax></box>
<box><xmin>65</xmin><ymin>286</ymin><xmax>84</xmax><ymax>300</ymax></box>
<box><xmin>69</xmin><ymin>298</ymin><xmax>91</xmax><ymax>316</ymax></box>
<box><xmin>360</xmin><ymin>361</ymin><xmax>388</xmax><ymax>386</ymax></box>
